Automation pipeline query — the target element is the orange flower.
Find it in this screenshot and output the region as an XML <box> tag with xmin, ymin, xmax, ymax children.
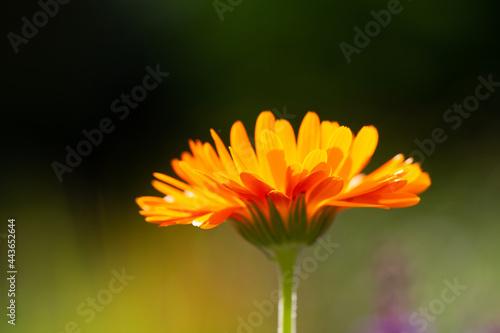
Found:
<box><xmin>136</xmin><ymin>111</ymin><xmax>430</xmax><ymax>248</ymax></box>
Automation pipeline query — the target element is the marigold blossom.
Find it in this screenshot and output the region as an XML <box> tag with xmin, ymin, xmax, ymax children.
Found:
<box><xmin>136</xmin><ymin>111</ymin><xmax>430</xmax><ymax>249</ymax></box>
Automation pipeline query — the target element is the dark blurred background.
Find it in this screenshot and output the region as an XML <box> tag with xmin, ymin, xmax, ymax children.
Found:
<box><xmin>2</xmin><ymin>0</ymin><xmax>500</xmax><ymax>332</ymax></box>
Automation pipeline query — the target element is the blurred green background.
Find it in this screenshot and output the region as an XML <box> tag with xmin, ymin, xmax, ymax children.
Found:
<box><xmin>2</xmin><ymin>0</ymin><xmax>500</xmax><ymax>332</ymax></box>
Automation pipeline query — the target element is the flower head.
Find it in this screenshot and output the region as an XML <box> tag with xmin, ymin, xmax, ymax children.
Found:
<box><xmin>136</xmin><ymin>111</ymin><xmax>430</xmax><ymax>250</ymax></box>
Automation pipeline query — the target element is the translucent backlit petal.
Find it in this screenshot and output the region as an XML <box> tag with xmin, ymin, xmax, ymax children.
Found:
<box><xmin>326</xmin><ymin>126</ymin><xmax>353</xmax><ymax>174</ymax></box>
<box><xmin>255</xmin><ymin>111</ymin><xmax>276</xmax><ymax>167</ymax></box>
<box><xmin>230</xmin><ymin>120</ymin><xmax>259</xmax><ymax>174</ymax></box>
<box><xmin>275</xmin><ymin>119</ymin><xmax>297</xmax><ymax>164</ymax></box>
<box><xmin>210</xmin><ymin>129</ymin><xmax>237</xmax><ymax>177</ymax></box>
<box><xmin>202</xmin><ymin>208</ymin><xmax>238</xmax><ymax>229</ymax></box>
<box><xmin>297</xmin><ymin>112</ymin><xmax>321</xmax><ymax>162</ymax></box>
<box><xmin>302</xmin><ymin>149</ymin><xmax>328</xmax><ymax>173</ymax></box>
<box><xmin>363</xmin><ymin>154</ymin><xmax>405</xmax><ymax>182</ymax></box>
<box><xmin>402</xmin><ymin>172</ymin><xmax>431</xmax><ymax>194</ymax></box>
<box><xmin>260</xmin><ymin>129</ymin><xmax>287</xmax><ymax>192</ymax></box>
<box><xmin>320</xmin><ymin>121</ymin><xmax>340</xmax><ymax>150</ymax></box>
<box><xmin>338</xmin><ymin>125</ymin><xmax>378</xmax><ymax>180</ymax></box>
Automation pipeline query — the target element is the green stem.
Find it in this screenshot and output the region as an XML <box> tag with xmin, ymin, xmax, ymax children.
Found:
<box><xmin>274</xmin><ymin>246</ymin><xmax>302</xmax><ymax>333</ymax></box>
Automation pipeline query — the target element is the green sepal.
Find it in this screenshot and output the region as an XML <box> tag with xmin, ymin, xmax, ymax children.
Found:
<box><xmin>229</xmin><ymin>194</ymin><xmax>337</xmax><ymax>256</ymax></box>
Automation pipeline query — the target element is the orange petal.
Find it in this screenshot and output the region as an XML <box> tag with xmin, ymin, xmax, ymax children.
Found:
<box><xmin>221</xmin><ymin>184</ymin><xmax>261</xmax><ymax>204</ymax></box>
<box><xmin>149</xmin><ymin>213</ymin><xmax>203</xmax><ymax>224</ymax></box>
<box><xmin>152</xmin><ymin>180</ymin><xmax>187</xmax><ymax>199</ymax></box>
<box><xmin>171</xmin><ymin>158</ymin><xmax>195</xmax><ymax>184</ymax></box>
<box><xmin>363</xmin><ymin>154</ymin><xmax>405</xmax><ymax>182</ymax></box>
<box><xmin>210</xmin><ymin>129</ymin><xmax>237</xmax><ymax>177</ymax></box>
<box><xmin>375</xmin><ymin>178</ymin><xmax>408</xmax><ymax>193</ymax></box>
<box><xmin>350</xmin><ymin>192</ymin><xmax>420</xmax><ymax>208</ymax></box>
<box><xmin>336</xmin><ymin>175</ymin><xmax>395</xmax><ymax>199</ymax></box>
<box><xmin>403</xmin><ymin>172</ymin><xmax>431</xmax><ymax>194</ymax></box>
<box><xmin>311</xmin><ymin>161</ymin><xmax>332</xmax><ymax>175</ymax></box>
<box><xmin>140</xmin><ymin>208</ymin><xmax>194</xmax><ymax>218</ymax></box>
<box><xmin>136</xmin><ymin>196</ymin><xmax>168</xmax><ymax>207</ymax></box>
<box><xmin>306</xmin><ymin>177</ymin><xmax>344</xmax><ymax>210</ymax></box>
<box><xmin>228</xmin><ymin>146</ymin><xmax>248</xmax><ymax>174</ymax></box>
<box><xmin>240</xmin><ymin>171</ymin><xmax>274</xmax><ymax>198</ymax></box>
<box><xmin>260</xmin><ymin>129</ymin><xmax>287</xmax><ymax>192</ymax></box>
<box><xmin>202</xmin><ymin>208</ymin><xmax>237</xmax><ymax>229</ymax></box>
<box><xmin>324</xmin><ymin>200</ymin><xmax>389</xmax><ymax>209</ymax></box>
<box><xmin>320</xmin><ymin>121</ymin><xmax>340</xmax><ymax>150</ymax></box>
<box><xmin>255</xmin><ymin>111</ymin><xmax>276</xmax><ymax>167</ymax></box>
<box><xmin>338</xmin><ymin>126</ymin><xmax>378</xmax><ymax>180</ymax></box>
<box><xmin>292</xmin><ymin>170</ymin><xmax>329</xmax><ymax>199</ymax></box>
<box><xmin>154</xmin><ymin>172</ymin><xmax>191</xmax><ymax>192</ymax></box>
<box><xmin>177</xmin><ymin>160</ymin><xmax>217</xmax><ymax>187</ymax></box>
<box><xmin>188</xmin><ymin>139</ymin><xmax>203</xmax><ymax>158</ymax></box>
<box><xmin>230</xmin><ymin>120</ymin><xmax>259</xmax><ymax>174</ymax></box>
<box><xmin>275</xmin><ymin>119</ymin><xmax>297</xmax><ymax>164</ymax></box>
<box><xmin>267</xmin><ymin>190</ymin><xmax>291</xmax><ymax>222</ymax></box>
<box><xmin>203</xmin><ymin>143</ymin><xmax>224</xmax><ymax>171</ymax></box>
<box><xmin>302</xmin><ymin>149</ymin><xmax>328</xmax><ymax>172</ymax></box>
<box><xmin>183</xmin><ymin>212</ymin><xmax>213</xmax><ymax>227</ymax></box>
<box><xmin>285</xmin><ymin>163</ymin><xmax>307</xmax><ymax>198</ymax></box>
<box><xmin>325</xmin><ymin>126</ymin><xmax>353</xmax><ymax>174</ymax></box>
<box><xmin>297</xmin><ymin>112</ymin><xmax>321</xmax><ymax>162</ymax></box>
